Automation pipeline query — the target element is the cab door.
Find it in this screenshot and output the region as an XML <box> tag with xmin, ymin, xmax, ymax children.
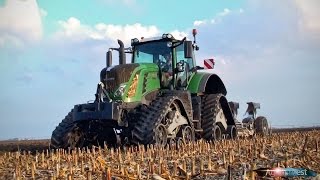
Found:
<box><xmin>175</xmin><ymin>43</ymin><xmax>194</xmax><ymax>88</ymax></box>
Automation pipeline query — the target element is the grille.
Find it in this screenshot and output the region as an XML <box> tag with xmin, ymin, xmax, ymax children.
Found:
<box><xmin>106</xmin><ymin>64</ymin><xmax>139</xmax><ymax>93</ymax></box>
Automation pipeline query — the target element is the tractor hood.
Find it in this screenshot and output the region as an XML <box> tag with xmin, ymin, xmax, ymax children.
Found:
<box><xmin>104</xmin><ymin>64</ymin><xmax>139</xmax><ymax>94</ymax></box>
<box><xmin>102</xmin><ymin>63</ymin><xmax>160</xmax><ymax>102</ymax></box>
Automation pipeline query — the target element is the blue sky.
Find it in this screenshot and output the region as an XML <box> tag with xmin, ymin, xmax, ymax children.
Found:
<box><xmin>0</xmin><ymin>0</ymin><xmax>319</xmax><ymax>139</ymax></box>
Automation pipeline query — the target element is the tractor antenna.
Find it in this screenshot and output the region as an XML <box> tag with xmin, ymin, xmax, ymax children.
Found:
<box><xmin>192</xmin><ymin>29</ymin><xmax>199</xmax><ymax>51</ymax></box>
<box><xmin>192</xmin><ymin>29</ymin><xmax>197</xmax><ymax>44</ymax></box>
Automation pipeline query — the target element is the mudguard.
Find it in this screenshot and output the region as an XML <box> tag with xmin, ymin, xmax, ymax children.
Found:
<box><xmin>188</xmin><ymin>72</ymin><xmax>235</xmax><ymax>127</ymax></box>
<box><xmin>187</xmin><ymin>72</ymin><xmax>227</xmax><ymax>95</ymax></box>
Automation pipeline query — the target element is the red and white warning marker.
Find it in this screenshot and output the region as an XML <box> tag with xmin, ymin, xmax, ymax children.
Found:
<box><xmin>204</xmin><ymin>59</ymin><xmax>215</xmax><ymax>69</ymax></box>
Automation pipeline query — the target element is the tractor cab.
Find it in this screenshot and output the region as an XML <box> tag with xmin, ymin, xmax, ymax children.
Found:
<box><xmin>131</xmin><ymin>34</ymin><xmax>196</xmax><ymax>89</ymax></box>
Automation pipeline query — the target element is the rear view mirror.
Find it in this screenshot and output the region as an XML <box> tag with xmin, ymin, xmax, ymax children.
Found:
<box><xmin>184</xmin><ymin>41</ymin><xmax>193</xmax><ymax>58</ymax></box>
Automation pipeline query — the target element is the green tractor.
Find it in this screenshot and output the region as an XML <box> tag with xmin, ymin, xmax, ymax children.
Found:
<box><xmin>51</xmin><ymin>30</ymin><xmax>236</xmax><ymax>148</ymax></box>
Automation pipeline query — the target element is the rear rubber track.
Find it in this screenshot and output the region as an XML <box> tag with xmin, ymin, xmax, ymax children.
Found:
<box><xmin>201</xmin><ymin>93</ymin><xmax>224</xmax><ymax>140</ymax></box>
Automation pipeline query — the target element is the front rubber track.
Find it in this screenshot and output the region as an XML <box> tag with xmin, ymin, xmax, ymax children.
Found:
<box><xmin>131</xmin><ymin>96</ymin><xmax>186</xmax><ymax>145</ymax></box>
<box><xmin>51</xmin><ymin>111</ymin><xmax>74</xmax><ymax>149</ymax></box>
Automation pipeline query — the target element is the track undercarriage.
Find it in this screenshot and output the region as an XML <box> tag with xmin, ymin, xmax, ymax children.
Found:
<box><xmin>51</xmin><ymin>92</ymin><xmax>237</xmax><ymax>148</ymax></box>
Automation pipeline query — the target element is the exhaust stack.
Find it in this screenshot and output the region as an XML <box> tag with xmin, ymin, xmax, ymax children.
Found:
<box><xmin>118</xmin><ymin>39</ymin><xmax>126</xmax><ymax>65</ymax></box>
<box><xmin>106</xmin><ymin>50</ymin><xmax>112</xmax><ymax>68</ymax></box>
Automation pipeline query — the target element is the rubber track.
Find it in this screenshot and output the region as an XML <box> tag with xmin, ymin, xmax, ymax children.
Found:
<box><xmin>131</xmin><ymin>96</ymin><xmax>178</xmax><ymax>145</ymax></box>
<box><xmin>201</xmin><ymin>94</ymin><xmax>223</xmax><ymax>140</ymax></box>
<box><xmin>50</xmin><ymin>111</ymin><xmax>73</xmax><ymax>148</ymax></box>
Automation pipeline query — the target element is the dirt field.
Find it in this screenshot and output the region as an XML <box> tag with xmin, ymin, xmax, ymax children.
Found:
<box><xmin>0</xmin><ymin>139</ymin><xmax>50</xmax><ymax>153</ymax></box>
<box><xmin>1</xmin><ymin>127</ymin><xmax>319</xmax><ymax>153</ymax></box>
<box><xmin>0</xmin><ymin>129</ymin><xmax>319</xmax><ymax>179</ymax></box>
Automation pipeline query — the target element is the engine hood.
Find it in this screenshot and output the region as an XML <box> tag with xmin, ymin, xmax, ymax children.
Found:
<box><xmin>102</xmin><ymin>63</ymin><xmax>160</xmax><ymax>101</ymax></box>
<box><xmin>104</xmin><ymin>64</ymin><xmax>139</xmax><ymax>94</ymax></box>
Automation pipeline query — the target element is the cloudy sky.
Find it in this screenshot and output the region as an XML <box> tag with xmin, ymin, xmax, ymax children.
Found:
<box><xmin>0</xmin><ymin>0</ymin><xmax>319</xmax><ymax>139</ymax></box>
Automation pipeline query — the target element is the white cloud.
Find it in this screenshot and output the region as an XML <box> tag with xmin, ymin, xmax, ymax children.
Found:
<box><xmin>193</xmin><ymin>8</ymin><xmax>236</xmax><ymax>27</ymax></box>
<box><xmin>218</xmin><ymin>8</ymin><xmax>231</xmax><ymax>16</ymax></box>
<box><xmin>193</xmin><ymin>20</ymin><xmax>207</xmax><ymax>26</ymax></box>
<box><xmin>40</xmin><ymin>8</ymin><xmax>48</xmax><ymax>17</ymax></box>
<box><xmin>0</xmin><ymin>0</ymin><xmax>43</xmax><ymax>47</ymax></box>
<box><xmin>170</xmin><ymin>30</ymin><xmax>188</xmax><ymax>40</ymax></box>
<box><xmin>0</xmin><ymin>34</ymin><xmax>24</xmax><ymax>48</ymax></box>
<box><xmin>57</xmin><ymin>17</ymin><xmax>89</xmax><ymax>39</ymax></box>
<box><xmin>294</xmin><ymin>0</ymin><xmax>320</xmax><ymax>37</ymax></box>
<box><xmin>55</xmin><ymin>17</ymin><xmax>160</xmax><ymax>45</ymax></box>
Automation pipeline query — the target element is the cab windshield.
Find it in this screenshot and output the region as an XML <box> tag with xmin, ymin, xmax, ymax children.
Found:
<box><xmin>133</xmin><ymin>41</ymin><xmax>172</xmax><ymax>63</ymax></box>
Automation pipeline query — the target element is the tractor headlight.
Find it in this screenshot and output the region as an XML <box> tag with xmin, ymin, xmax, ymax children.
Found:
<box><xmin>114</xmin><ymin>83</ymin><xmax>127</xmax><ymax>97</ymax></box>
<box><xmin>131</xmin><ymin>38</ymin><xmax>139</xmax><ymax>45</ymax></box>
<box><xmin>162</xmin><ymin>33</ymin><xmax>173</xmax><ymax>39</ymax></box>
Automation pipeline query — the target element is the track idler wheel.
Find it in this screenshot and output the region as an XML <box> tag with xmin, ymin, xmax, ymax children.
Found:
<box><xmin>181</xmin><ymin>125</ymin><xmax>195</xmax><ymax>144</ymax></box>
<box><xmin>214</xmin><ymin>125</ymin><xmax>222</xmax><ymax>140</ymax></box>
<box><xmin>155</xmin><ymin>124</ymin><xmax>168</xmax><ymax>147</ymax></box>
<box><xmin>226</xmin><ymin>125</ymin><xmax>237</xmax><ymax>139</ymax></box>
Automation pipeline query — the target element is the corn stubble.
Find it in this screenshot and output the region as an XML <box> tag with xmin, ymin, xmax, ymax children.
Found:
<box><xmin>0</xmin><ymin>131</ymin><xmax>319</xmax><ymax>180</ymax></box>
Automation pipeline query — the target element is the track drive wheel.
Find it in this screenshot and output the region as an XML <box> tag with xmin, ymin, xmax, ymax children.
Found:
<box><xmin>254</xmin><ymin>116</ymin><xmax>269</xmax><ymax>136</ymax></box>
<box><xmin>226</xmin><ymin>125</ymin><xmax>237</xmax><ymax>139</ymax></box>
<box><xmin>65</xmin><ymin>126</ymin><xmax>85</xmax><ymax>148</ymax></box>
<box><xmin>201</xmin><ymin>94</ymin><xmax>229</xmax><ymax>141</ymax></box>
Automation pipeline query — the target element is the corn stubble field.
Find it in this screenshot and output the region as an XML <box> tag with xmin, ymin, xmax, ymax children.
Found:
<box><xmin>0</xmin><ymin>131</ymin><xmax>319</xmax><ymax>180</ymax></box>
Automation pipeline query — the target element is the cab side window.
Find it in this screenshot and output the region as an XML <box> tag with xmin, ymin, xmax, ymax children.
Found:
<box><xmin>176</xmin><ymin>45</ymin><xmax>194</xmax><ymax>71</ymax></box>
<box><xmin>175</xmin><ymin>43</ymin><xmax>194</xmax><ymax>87</ymax></box>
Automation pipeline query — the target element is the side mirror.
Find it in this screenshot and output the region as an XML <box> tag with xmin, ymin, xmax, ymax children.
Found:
<box><xmin>176</xmin><ymin>60</ymin><xmax>185</xmax><ymax>72</ymax></box>
<box><xmin>184</xmin><ymin>41</ymin><xmax>193</xmax><ymax>58</ymax></box>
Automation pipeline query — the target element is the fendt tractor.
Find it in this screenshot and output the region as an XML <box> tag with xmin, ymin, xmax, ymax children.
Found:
<box><xmin>51</xmin><ymin>29</ymin><xmax>269</xmax><ymax>149</ymax></box>
<box><xmin>229</xmin><ymin>102</ymin><xmax>270</xmax><ymax>137</ymax></box>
